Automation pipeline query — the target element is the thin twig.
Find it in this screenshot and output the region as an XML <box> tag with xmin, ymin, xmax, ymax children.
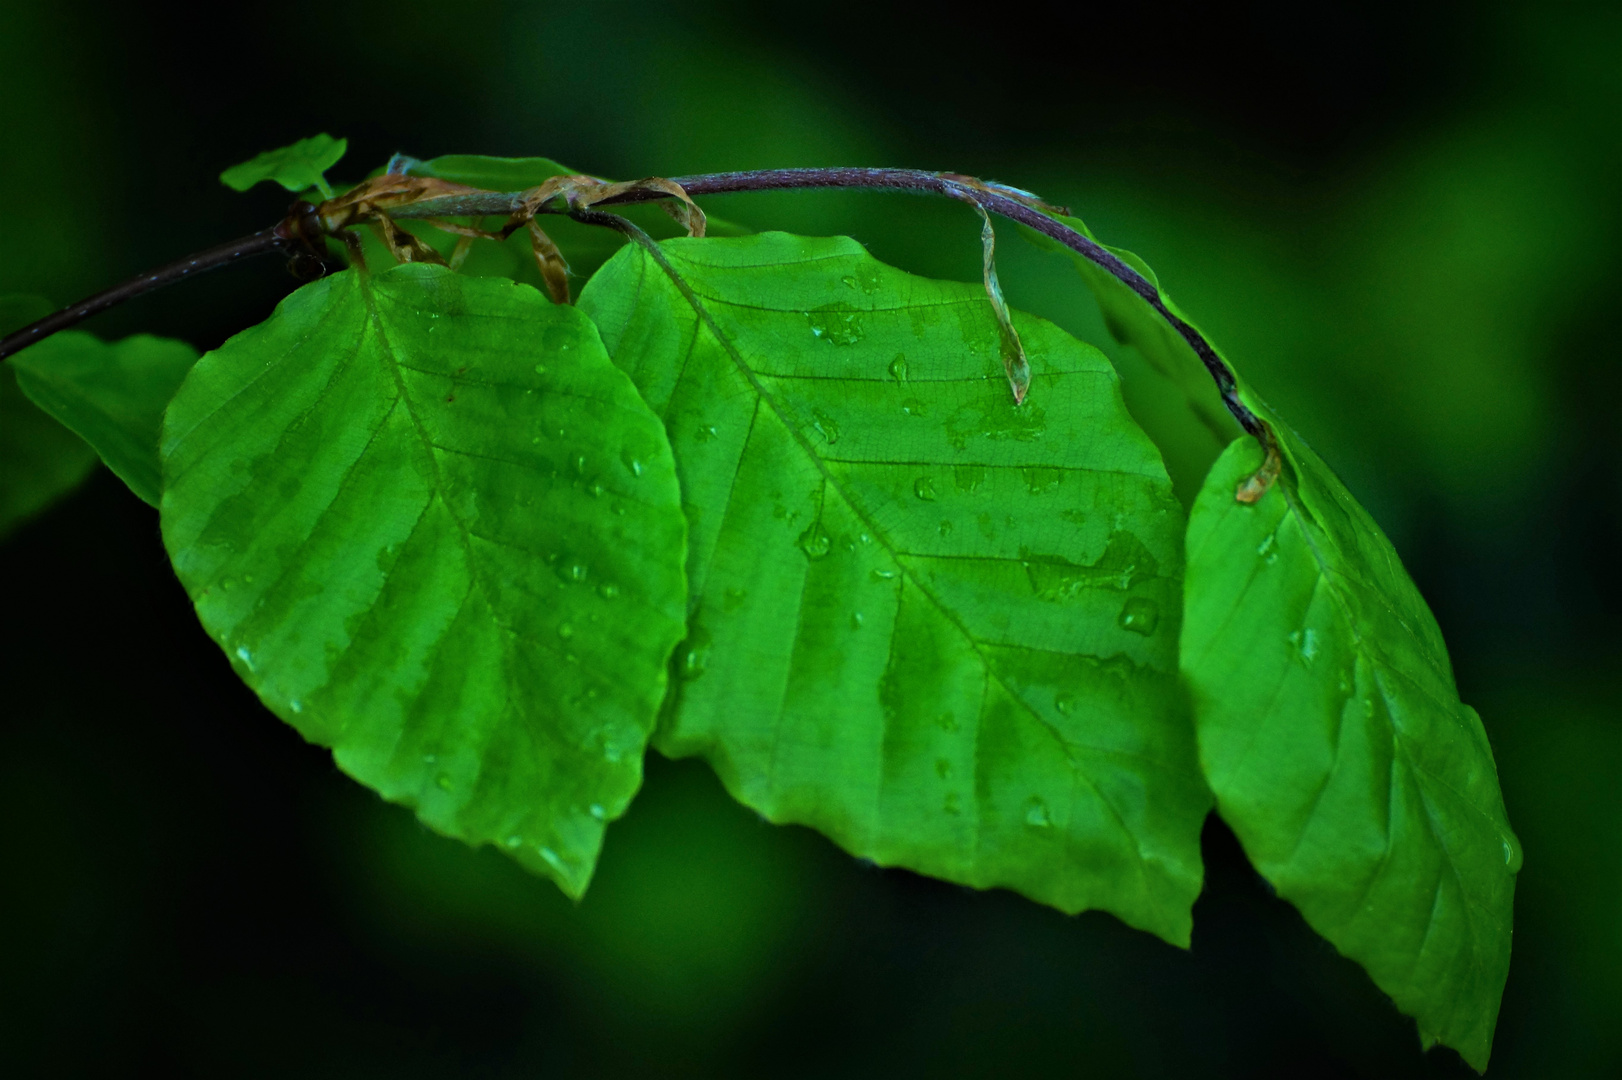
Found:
<box><xmin>0</xmin><ymin>168</ymin><xmax>1263</xmax><ymax>443</ymax></box>
<box><xmin>396</xmin><ymin>168</ymin><xmax>1262</xmax><ymax>438</ymax></box>
<box><xmin>0</xmin><ymin>230</ymin><xmax>290</xmax><ymax>362</ymax></box>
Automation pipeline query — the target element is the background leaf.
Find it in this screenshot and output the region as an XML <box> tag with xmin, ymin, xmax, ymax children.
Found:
<box><xmin>160</xmin><ymin>263</ymin><xmax>688</xmax><ymax>897</ymax></box>
<box><xmin>580</xmin><ymin>233</ymin><xmax>1208</xmax><ymax>945</ymax></box>
<box><xmin>12</xmin><ymin>330</ymin><xmax>198</xmax><ymax>506</ymax></box>
<box><xmin>0</xmin><ymin>295</ymin><xmax>98</xmax><ymax>536</ymax></box>
<box><xmin>219</xmin><ymin>133</ymin><xmax>348</xmax><ymax>198</ymax></box>
<box><xmin>1182</xmin><ymin>421</ymin><xmax>1519</xmax><ymax>1071</ymax></box>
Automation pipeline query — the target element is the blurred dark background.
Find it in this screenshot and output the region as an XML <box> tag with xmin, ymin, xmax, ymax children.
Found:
<box><xmin>1</xmin><ymin>0</ymin><xmax>1616</xmax><ymax>1075</ymax></box>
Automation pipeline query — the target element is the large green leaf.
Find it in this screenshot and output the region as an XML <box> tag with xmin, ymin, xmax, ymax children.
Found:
<box><xmin>12</xmin><ymin>330</ymin><xmax>198</xmax><ymax>506</ymax></box>
<box><xmin>0</xmin><ymin>295</ymin><xmax>98</xmax><ymax>536</ymax></box>
<box><xmin>580</xmin><ymin>233</ymin><xmax>1209</xmax><ymax>945</ymax></box>
<box><xmin>160</xmin><ymin>263</ymin><xmax>688</xmax><ymax>896</ymax></box>
<box><xmin>1183</xmin><ymin>418</ymin><xmax>1519</xmax><ymax>1070</ymax></box>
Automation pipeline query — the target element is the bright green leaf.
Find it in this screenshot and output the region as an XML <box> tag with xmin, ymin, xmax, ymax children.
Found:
<box><xmin>0</xmin><ymin>295</ymin><xmax>98</xmax><ymax>536</ymax></box>
<box><xmin>1182</xmin><ymin>419</ymin><xmax>1519</xmax><ymax>1071</ymax></box>
<box><xmin>12</xmin><ymin>330</ymin><xmax>198</xmax><ymax>506</ymax></box>
<box><xmin>1030</xmin><ymin>207</ymin><xmax>1519</xmax><ymax>1066</ymax></box>
<box><xmin>220</xmin><ymin>133</ymin><xmax>348</xmax><ymax>198</ymax></box>
<box><xmin>160</xmin><ymin>264</ymin><xmax>689</xmax><ymax>897</ymax></box>
<box><xmin>580</xmin><ymin>233</ymin><xmax>1209</xmax><ymax>945</ymax></box>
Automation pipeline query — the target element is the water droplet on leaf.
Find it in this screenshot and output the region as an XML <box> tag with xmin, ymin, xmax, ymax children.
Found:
<box><xmin>797</xmin><ymin>524</ymin><xmax>832</xmax><ymax>559</ymax></box>
<box><xmin>680</xmin><ymin>626</ymin><xmax>712</xmax><ymax>681</ymax></box>
<box><xmin>807</xmin><ymin>305</ymin><xmax>864</xmax><ymax>345</ymax></box>
<box><xmin>1118</xmin><ymin>597</ymin><xmax>1160</xmax><ymax>636</ymax></box>
<box><xmin>811</xmin><ymin>409</ymin><xmax>841</xmax><ymax>445</ymax></box>
<box><xmin>913</xmin><ymin>477</ymin><xmax>938</xmax><ymax>502</ymax></box>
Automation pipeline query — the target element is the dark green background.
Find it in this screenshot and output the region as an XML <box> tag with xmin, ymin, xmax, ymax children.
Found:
<box><xmin>1</xmin><ymin>1</ymin><xmax>1615</xmax><ymax>1075</ymax></box>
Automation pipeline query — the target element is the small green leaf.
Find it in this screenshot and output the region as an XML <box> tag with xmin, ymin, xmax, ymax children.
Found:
<box><xmin>160</xmin><ymin>264</ymin><xmax>688</xmax><ymax>897</ymax></box>
<box><xmin>220</xmin><ymin>134</ymin><xmax>348</xmax><ymax>198</ymax></box>
<box><xmin>0</xmin><ymin>295</ymin><xmax>98</xmax><ymax>536</ymax></box>
<box><xmin>12</xmin><ymin>331</ymin><xmax>198</xmax><ymax>506</ymax></box>
<box><xmin>581</xmin><ymin>233</ymin><xmax>1208</xmax><ymax>945</ymax></box>
<box><xmin>1183</xmin><ymin>418</ymin><xmax>1519</xmax><ymax>1072</ymax></box>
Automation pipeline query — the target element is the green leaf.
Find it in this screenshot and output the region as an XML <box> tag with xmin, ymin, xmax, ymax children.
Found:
<box><xmin>580</xmin><ymin>233</ymin><xmax>1209</xmax><ymax>945</ymax></box>
<box><xmin>1183</xmin><ymin>420</ymin><xmax>1519</xmax><ymax>1071</ymax></box>
<box><xmin>12</xmin><ymin>330</ymin><xmax>198</xmax><ymax>506</ymax></box>
<box><xmin>160</xmin><ymin>263</ymin><xmax>689</xmax><ymax>896</ymax></box>
<box><xmin>1</xmin><ymin>295</ymin><xmax>98</xmax><ymax>536</ymax></box>
<box><xmin>1027</xmin><ymin>206</ymin><xmax>1519</xmax><ymax>1066</ymax></box>
<box><xmin>220</xmin><ymin>133</ymin><xmax>348</xmax><ymax>198</ymax></box>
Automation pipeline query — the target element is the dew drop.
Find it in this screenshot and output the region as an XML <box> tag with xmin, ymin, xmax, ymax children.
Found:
<box><xmin>938</xmin><ymin>520</ymin><xmax>954</xmax><ymax>538</ymax></box>
<box><xmin>888</xmin><ymin>354</ymin><xmax>909</xmax><ymax>383</ymax></box>
<box><xmin>1024</xmin><ymin>798</ymin><xmax>1052</xmax><ymax>828</ymax></box>
<box><xmin>851</xmin><ymin>611</ymin><xmax>865</xmax><ymax>629</ymax></box>
<box><xmin>557</xmin><ymin>622</ymin><xmax>575</xmax><ymax>640</ymax></box>
<box><xmin>797</xmin><ymin>523</ymin><xmax>832</xmax><ymax>560</ymax></box>
<box><xmin>504</xmin><ymin>835</ymin><xmax>523</xmax><ymax>849</ymax></box>
<box><xmin>534</xmin><ymin>363</ymin><xmax>547</xmax><ymax>375</ymax></box>
<box><xmin>598</xmin><ymin>582</ymin><xmax>620</xmax><ymax>600</ymax></box>
<box><xmin>289</xmin><ymin>699</ymin><xmax>303</xmax><ymax>714</ymax></box>
<box><xmin>1055</xmin><ymin>693</ymin><xmax>1076</xmax><ymax>715</ymax></box>
<box><xmin>1288</xmin><ymin>627</ymin><xmax>1320</xmax><ymax>663</ymax></box>
<box><xmin>936</xmin><ymin>711</ymin><xmax>958</xmax><ymax>733</ymax></box>
<box><xmin>696</xmin><ymin>424</ymin><xmax>719</xmax><ymax>442</ymax></box>
<box><xmin>436</xmin><ymin>774</ymin><xmax>454</xmax><ymax>791</ymax></box>
<box><xmin>679</xmin><ymin>626</ymin><xmax>712</xmax><ymax>681</ymax></box>
<box><xmin>812</xmin><ymin>409</ymin><xmax>841</xmax><ymax>445</ymax></box>
<box><xmin>871</xmin><ymin>567</ymin><xmax>898</xmax><ymax>581</ymax></box>
<box><xmin>1118</xmin><ymin>597</ymin><xmax>1160</xmax><ymax>636</ymax></box>
<box><xmin>589</xmin><ymin>803</ymin><xmax>607</xmax><ymax>821</ymax></box>
<box><xmin>234</xmin><ymin>646</ymin><xmax>254</xmax><ymax>670</ymax></box>
<box><xmin>807</xmin><ymin>306</ymin><xmax>864</xmax><ymax>345</ymax></box>
<box><xmin>536</xmin><ymin>846</ymin><xmax>566</xmax><ymax>874</ymax></box>
<box><xmin>913</xmin><ymin>477</ymin><xmax>938</xmax><ymax>502</ymax></box>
